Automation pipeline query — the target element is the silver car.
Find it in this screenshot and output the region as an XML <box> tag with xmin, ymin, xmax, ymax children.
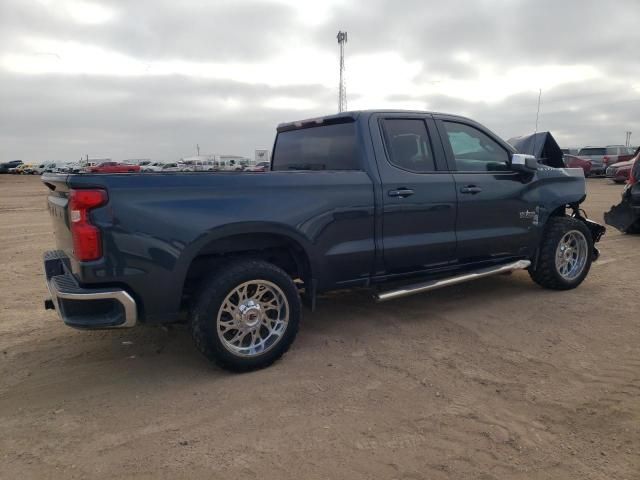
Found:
<box><xmin>577</xmin><ymin>145</ymin><xmax>635</xmax><ymax>175</ymax></box>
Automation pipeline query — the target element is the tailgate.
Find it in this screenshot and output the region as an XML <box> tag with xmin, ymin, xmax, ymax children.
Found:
<box><xmin>42</xmin><ymin>174</ymin><xmax>74</xmax><ymax>256</ymax></box>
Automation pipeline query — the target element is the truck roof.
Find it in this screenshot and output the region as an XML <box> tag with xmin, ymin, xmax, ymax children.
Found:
<box><xmin>276</xmin><ymin>109</ymin><xmax>472</xmax><ymax>132</ymax></box>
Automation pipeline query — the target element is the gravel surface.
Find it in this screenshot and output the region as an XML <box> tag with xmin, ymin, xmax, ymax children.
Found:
<box><xmin>0</xmin><ymin>175</ymin><xmax>638</xmax><ymax>479</ymax></box>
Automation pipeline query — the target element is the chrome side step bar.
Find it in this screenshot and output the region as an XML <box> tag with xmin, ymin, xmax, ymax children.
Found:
<box><xmin>375</xmin><ymin>259</ymin><xmax>531</xmax><ymax>302</ymax></box>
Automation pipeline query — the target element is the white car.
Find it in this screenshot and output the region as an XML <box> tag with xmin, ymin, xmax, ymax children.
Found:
<box><xmin>64</xmin><ymin>162</ymin><xmax>83</xmax><ymax>173</ymax></box>
<box><xmin>141</xmin><ymin>162</ymin><xmax>164</xmax><ymax>173</ymax></box>
<box><xmin>244</xmin><ymin>161</ymin><xmax>270</xmax><ymax>172</ymax></box>
<box><xmin>181</xmin><ymin>160</ymin><xmax>216</xmax><ymax>172</ymax></box>
<box><xmin>216</xmin><ymin>159</ymin><xmax>244</xmax><ymax>171</ymax></box>
<box><xmin>161</xmin><ymin>163</ymin><xmax>182</xmax><ymax>172</ymax></box>
<box><xmin>43</xmin><ymin>163</ymin><xmax>63</xmax><ymax>173</ymax></box>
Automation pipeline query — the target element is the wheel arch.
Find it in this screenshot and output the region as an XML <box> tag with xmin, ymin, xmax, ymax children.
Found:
<box><xmin>179</xmin><ymin>223</ymin><xmax>316</xmax><ymax>307</ymax></box>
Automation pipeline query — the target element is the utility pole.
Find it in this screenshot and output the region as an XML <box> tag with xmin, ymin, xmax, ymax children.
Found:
<box><xmin>337</xmin><ymin>31</ymin><xmax>348</xmax><ymax>113</ymax></box>
<box><xmin>534</xmin><ymin>89</ymin><xmax>542</xmax><ymax>135</ymax></box>
<box><xmin>625</xmin><ymin>131</ymin><xmax>632</xmax><ymax>147</ymax></box>
<box><xmin>196</xmin><ymin>144</ymin><xmax>200</xmax><ymax>156</ymax></box>
<box><xmin>532</xmin><ymin>89</ymin><xmax>542</xmax><ymax>157</ymax></box>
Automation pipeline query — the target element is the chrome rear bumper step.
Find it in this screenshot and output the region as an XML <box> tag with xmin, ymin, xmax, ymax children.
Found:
<box><xmin>375</xmin><ymin>260</ymin><xmax>531</xmax><ymax>302</ymax></box>
<box><xmin>43</xmin><ymin>250</ymin><xmax>137</xmax><ymax>329</ymax></box>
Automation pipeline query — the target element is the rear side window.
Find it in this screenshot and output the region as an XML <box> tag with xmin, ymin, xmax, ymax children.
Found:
<box><xmin>272</xmin><ymin>122</ymin><xmax>359</xmax><ymax>171</ymax></box>
<box><xmin>443</xmin><ymin>121</ymin><xmax>510</xmax><ymax>171</ymax></box>
<box><xmin>381</xmin><ymin>119</ymin><xmax>436</xmax><ymax>173</ymax></box>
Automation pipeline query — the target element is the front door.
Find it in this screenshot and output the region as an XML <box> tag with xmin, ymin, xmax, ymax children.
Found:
<box><xmin>371</xmin><ymin>114</ymin><xmax>458</xmax><ymax>275</ymax></box>
<box><xmin>436</xmin><ymin>118</ymin><xmax>535</xmax><ymax>262</ymax></box>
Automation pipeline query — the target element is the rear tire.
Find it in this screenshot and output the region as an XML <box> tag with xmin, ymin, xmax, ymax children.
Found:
<box><xmin>190</xmin><ymin>259</ymin><xmax>301</xmax><ymax>372</ymax></box>
<box><xmin>529</xmin><ymin>216</ymin><xmax>593</xmax><ymax>290</ymax></box>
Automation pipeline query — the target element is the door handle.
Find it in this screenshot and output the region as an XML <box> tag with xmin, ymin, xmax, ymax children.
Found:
<box><xmin>388</xmin><ymin>188</ymin><xmax>414</xmax><ymax>198</ymax></box>
<box><xmin>460</xmin><ymin>185</ymin><xmax>482</xmax><ymax>194</ymax></box>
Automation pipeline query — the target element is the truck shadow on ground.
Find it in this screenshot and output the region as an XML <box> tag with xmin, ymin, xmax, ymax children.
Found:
<box><xmin>112</xmin><ymin>274</ymin><xmax>528</xmax><ymax>356</ymax></box>
<box><xmin>111</xmin><ymin>271</ymin><xmax>536</xmax><ymax>368</ymax></box>
<box><xmin>5</xmin><ymin>271</ymin><xmax>544</xmax><ymax>403</ymax></box>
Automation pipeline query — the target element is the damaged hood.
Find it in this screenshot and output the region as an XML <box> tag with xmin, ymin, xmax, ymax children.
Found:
<box><xmin>508</xmin><ymin>131</ymin><xmax>565</xmax><ymax>168</ymax></box>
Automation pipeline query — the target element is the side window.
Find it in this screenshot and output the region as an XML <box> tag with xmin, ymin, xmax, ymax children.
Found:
<box><xmin>443</xmin><ymin>121</ymin><xmax>510</xmax><ymax>172</ymax></box>
<box><xmin>382</xmin><ymin>119</ymin><xmax>436</xmax><ymax>173</ymax></box>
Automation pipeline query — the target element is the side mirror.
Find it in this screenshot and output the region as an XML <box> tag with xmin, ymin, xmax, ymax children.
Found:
<box><xmin>511</xmin><ymin>153</ymin><xmax>539</xmax><ymax>172</ymax></box>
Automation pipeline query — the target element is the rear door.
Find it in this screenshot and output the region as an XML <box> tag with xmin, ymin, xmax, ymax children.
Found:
<box><xmin>435</xmin><ymin>117</ymin><xmax>535</xmax><ymax>262</ymax></box>
<box><xmin>370</xmin><ymin>113</ymin><xmax>457</xmax><ymax>274</ymax></box>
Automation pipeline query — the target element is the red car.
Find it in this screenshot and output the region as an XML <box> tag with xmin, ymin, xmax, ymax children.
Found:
<box><xmin>606</xmin><ymin>159</ymin><xmax>635</xmax><ymax>183</ymax></box>
<box><xmin>564</xmin><ymin>155</ymin><xmax>592</xmax><ymax>177</ymax></box>
<box><xmin>89</xmin><ymin>162</ymin><xmax>141</xmax><ymax>173</ymax></box>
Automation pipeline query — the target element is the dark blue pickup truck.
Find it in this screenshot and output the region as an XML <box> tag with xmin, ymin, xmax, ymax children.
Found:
<box><xmin>42</xmin><ymin>110</ymin><xmax>605</xmax><ymax>371</ymax></box>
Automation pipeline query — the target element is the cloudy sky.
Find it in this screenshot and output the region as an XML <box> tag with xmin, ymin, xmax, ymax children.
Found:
<box><xmin>1</xmin><ymin>0</ymin><xmax>639</xmax><ymax>162</ymax></box>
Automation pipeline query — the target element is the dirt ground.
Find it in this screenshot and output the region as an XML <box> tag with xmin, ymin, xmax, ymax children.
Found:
<box><xmin>0</xmin><ymin>175</ymin><xmax>638</xmax><ymax>480</ymax></box>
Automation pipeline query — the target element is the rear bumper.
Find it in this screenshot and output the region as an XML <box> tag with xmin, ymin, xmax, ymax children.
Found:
<box><xmin>44</xmin><ymin>250</ymin><xmax>137</xmax><ymax>329</ymax></box>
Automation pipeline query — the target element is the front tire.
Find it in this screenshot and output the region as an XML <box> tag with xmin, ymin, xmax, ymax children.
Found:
<box><xmin>529</xmin><ymin>216</ymin><xmax>593</xmax><ymax>290</ymax></box>
<box><xmin>190</xmin><ymin>259</ymin><xmax>301</xmax><ymax>372</ymax></box>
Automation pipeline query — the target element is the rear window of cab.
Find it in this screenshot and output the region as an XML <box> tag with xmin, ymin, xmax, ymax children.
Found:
<box><xmin>272</xmin><ymin>123</ymin><xmax>360</xmax><ymax>171</ymax></box>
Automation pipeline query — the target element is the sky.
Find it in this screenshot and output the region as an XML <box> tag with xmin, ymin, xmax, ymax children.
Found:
<box><xmin>1</xmin><ymin>0</ymin><xmax>639</xmax><ymax>162</ymax></box>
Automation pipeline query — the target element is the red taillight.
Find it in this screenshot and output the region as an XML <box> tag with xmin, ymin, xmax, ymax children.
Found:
<box><xmin>69</xmin><ymin>189</ymin><xmax>107</xmax><ymax>261</ymax></box>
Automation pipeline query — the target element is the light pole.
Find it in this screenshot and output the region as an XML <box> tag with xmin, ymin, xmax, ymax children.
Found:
<box><xmin>337</xmin><ymin>31</ymin><xmax>348</xmax><ymax>113</ymax></box>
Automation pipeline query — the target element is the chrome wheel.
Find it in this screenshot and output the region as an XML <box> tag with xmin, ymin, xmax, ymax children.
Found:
<box><xmin>555</xmin><ymin>230</ymin><xmax>588</xmax><ymax>281</ymax></box>
<box><xmin>216</xmin><ymin>280</ymin><xmax>289</xmax><ymax>357</ymax></box>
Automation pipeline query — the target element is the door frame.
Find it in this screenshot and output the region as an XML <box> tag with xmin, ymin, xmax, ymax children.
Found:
<box><xmin>367</xmin><ymin>112</ymin><xmax>459</xmax><ymax>278</ymax></box>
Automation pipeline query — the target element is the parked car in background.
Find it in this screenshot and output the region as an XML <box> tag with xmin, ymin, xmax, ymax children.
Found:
<box><xmin>161</xmin><ymin>163</ymin><xmax>182</xmax><ymax>172</ymax></box>
<box><xmin>124</xmin><ymin>159</ymin><xmax>151</xmax><ymax>167</ymax></box>
<box><xmin>141</xmin><ymin>162</ymin><xmax>164</xmax><ymax>172</ymax></box>
<box><xmin>63</xmin><ymin>162</ymin><xmax>83</xmax><ymax>174</ymax></box>
<box><xmin>561</xmin><ymin>148</ymin><xmax>579</xmax><ymax>155</ymax></box>
<box><xmin>0</xmin><ymin>160</ymin><xmax>23</xmax><ymax>174</ymax></box>
<box><xmin>606</xmin><ymin>158</ymin><xmax>636</xmax><ymax>183</ymax></box>
<box><xmin>15</xmin><ymin>163</ymin><xmax>37</xmax><ymax>174</ymax></box>
<box><xmin>244</xmin><ymin>161</ymin><xmax>271</xmax><ymax>172</ymax></box>
<box><xmin>43</xmin><ymin>163</ymin><xmax>63</xmax><ymax>173</ymax></box>
<box><xmin>81</xmin><ymin>162</ymin><xmax>98</xmax><ymax>172</ymax></box>
<box><xmin>88</xmin><ymin>162</ymin><xmax>141</xmax><ymax>174</ymax></box>
<box><xmin>564</xmin><ymin>155</ymin><xmax>592</xmax><ymax>177</ymax></box>
<box><xmin>181</xmin><ymin>159</ymin><xmax>216</xmax><ymax>172</ymax></box>
<box><xmin>216</xmin><ymin>159</ymin><xmax>243</xmax><ymax>171</ymax></box>
<box><xmin>34</xmin><ymin>163</ymin><xmax>61</xmax><ymax>174</ymax></box>
<box><xmin>577</xmin><ymin>145</ymin><xmax>635</xmax><ymax>175</ymax></box>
